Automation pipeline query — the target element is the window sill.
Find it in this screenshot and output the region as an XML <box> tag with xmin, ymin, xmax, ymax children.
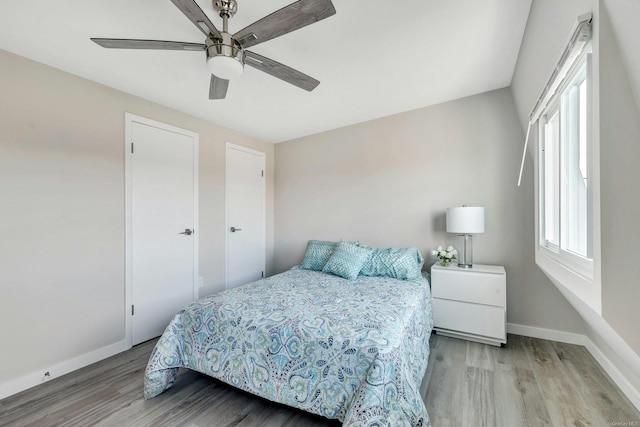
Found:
<box><xmin>538</xmin><ymin>245</ymin><xmax>593</xmax><ymax>280</ymax></box>
<box><xmin>535</xmin><ymin>247</ymin><xmax>601</xmax><ymax>315</ymax></box>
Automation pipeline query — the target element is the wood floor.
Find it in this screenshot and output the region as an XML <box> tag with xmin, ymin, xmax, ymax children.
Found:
<box><xmin>1</xmin><ymin>334</ymin><xmax>638</xmax><ymax>426</ymax></box>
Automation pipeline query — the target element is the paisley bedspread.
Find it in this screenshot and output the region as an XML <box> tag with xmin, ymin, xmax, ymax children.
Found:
<box><xmin>144</xmin><ymin>269</ymin><xmax>433</xmax><ymax>426</ymax></box>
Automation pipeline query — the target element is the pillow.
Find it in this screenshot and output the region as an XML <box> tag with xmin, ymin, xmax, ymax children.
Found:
<box><xmin>299</xmin><ymin>240</ymin><xmax>338</xmax><ymax>271</ymax></box>
<box><xmin>322</xmin><ymin>241</ymin><xmax>374</xmax><ymax>280</ymax></box>
<box><xmin>360</xmin><ymin>246</ymin><xmax>424</xmax><ymax>280</ymax></box>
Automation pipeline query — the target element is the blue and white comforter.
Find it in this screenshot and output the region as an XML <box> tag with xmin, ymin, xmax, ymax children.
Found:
<box><xmin>144</xmin><ymin>269</ymin><xmax>433</xmax><ymax>426</ymax></box>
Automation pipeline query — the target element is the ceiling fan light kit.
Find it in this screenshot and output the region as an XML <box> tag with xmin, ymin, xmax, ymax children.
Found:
<box><xmin>90</xmin><ymin>0</ymin><xmax>336</xmax><ymax>99</ymax></box>
<box><xmin>206</xmin><ymin>34</ymin><xmax>244</xmax><ymax>80</ymax></box>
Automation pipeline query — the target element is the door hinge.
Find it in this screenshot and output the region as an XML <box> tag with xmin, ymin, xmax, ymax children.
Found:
<box><xmin>261</xmin><ymin>271</ymin><xmax>264</xmax><ymax>278</ymax></box>
<box><xmin>261</xmin><ymin>170</ymin><xmax>264</xmax><ymax>177</ymax></box>
<box><xmin>131</xmin><ymin>305</ymin><xmax>135</xmax><ymax>316</ymax></box>
<box><xmin>131</xmin><ymin>142</ymin><xmax>134</xmax><ymax>154</ymax></box>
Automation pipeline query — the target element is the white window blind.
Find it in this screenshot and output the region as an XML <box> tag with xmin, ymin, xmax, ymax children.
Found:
<box><xmin>517</xmin><ymin>13</ymin><xmax>592</xmax><ymax>187</ymax></box>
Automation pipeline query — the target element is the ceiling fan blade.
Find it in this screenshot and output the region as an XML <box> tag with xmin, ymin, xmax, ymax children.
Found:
<box><xmin>91</xmin><ymin>38</ymin><xmax>206</xmax><ymax>51</ymax></box>
<box><xmin>245</xmin><ymin>51</ymin><xmax>319</xmax><ymax>92</ymax></box>
<box><xmin>210</xmin><ymin>75</ymin><xmax>229</xmax><ymax>99</ymax></box>
<box><xmin>234</xmin><ymin>0</ymin><xmax>335</xmax><ymax>49</ymax></box>
<box><xmin>171</xmin><ymin>0</ymin><xmax>222</xmax><ymax>39</ymax></box>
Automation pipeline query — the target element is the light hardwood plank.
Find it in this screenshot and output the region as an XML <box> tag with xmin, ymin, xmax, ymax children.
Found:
<box><xmin>524</xmin><ymin>337</ymin><xmax>599</xmax><ymax>426</ymax></box>
<box><xmin>466</xmin><ymin>340</ymin><xmax>496</xmax><ymax>371</ymax></box>
<box><xmin>493</xmin><ymin>363</ymin><xmax>528</xmax><ymax>427</ymax></box>
<box><xmin>508</xmin><ymin>335</ymin><xmax>553</xmax><ymax>427</ymax></box>
<box><xmin>462</xmin><ymin>367</ymin><xmax>496</xmax><ymax>426</ymax></box>
<box><xmin>424</xmin><ymin>333</ymin><xmax>469</xmax><ymax>426</ymax></box>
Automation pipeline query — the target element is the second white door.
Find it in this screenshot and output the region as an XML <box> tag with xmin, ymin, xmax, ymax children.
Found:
<box><xmin>226</xmin><ymin>144</ymin><xmax>265</xmax><ymax>289</ymax></box>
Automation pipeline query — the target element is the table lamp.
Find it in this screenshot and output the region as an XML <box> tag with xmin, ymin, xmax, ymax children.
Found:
<box><xmin>446</xmin><ymin>205</ymin><xmax>485</xmax><ymax>268</ymax></box>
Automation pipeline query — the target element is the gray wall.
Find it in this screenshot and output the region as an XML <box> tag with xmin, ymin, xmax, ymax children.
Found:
<box><xmin>602</xmin><ymin>0</ymin><xmax>640</xmax><ymax>110</ymax></box>
<box><xmin>599</xmin><ymin>3</ymin><xmax>640</xmax><ymax>355</ymax></box>
<box><xmin>0</xmin><ymin>49</ymin><xmax>274</xmax><ymax>384</ymax></box>
<box><xmin>274</xmin><ymin>88</ymin><xmax>585</xmax><ymax>333</ymax></box>
<box><xmin>511</xmin><ymin>0</ymin><xmax>640</xmax><ymax>359</ymax></box>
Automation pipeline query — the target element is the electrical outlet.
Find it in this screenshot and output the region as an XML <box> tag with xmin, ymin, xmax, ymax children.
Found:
<box><xmin>198</xmin><ymin>276</ymin><xmax>204</xmax><ymax>288</ymax></box>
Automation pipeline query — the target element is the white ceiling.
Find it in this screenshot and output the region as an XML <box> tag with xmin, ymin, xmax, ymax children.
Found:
<box><xmin>0</xmin><ymin>0</ymin><xmax>532</xmax><ymax>143</ymax></box>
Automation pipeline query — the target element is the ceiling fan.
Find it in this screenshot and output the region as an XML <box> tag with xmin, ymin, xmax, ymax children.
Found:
<box><xmin>91</xmin><ymin>0</ymin><xmax>336</xmax><ymax>99</ymax></box>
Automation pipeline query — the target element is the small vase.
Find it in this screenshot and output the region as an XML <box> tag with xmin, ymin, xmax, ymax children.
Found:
<box><xmin>440</xmin><ymin>260</ymin><xmax>450</xmax><ymax>267</ymax></box>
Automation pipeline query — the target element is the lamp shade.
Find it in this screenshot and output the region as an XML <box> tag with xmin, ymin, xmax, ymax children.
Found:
<box><xmin>446</xmin><ymin>206</ymin><xmax>485</xmax><ymax>234</ymax></box>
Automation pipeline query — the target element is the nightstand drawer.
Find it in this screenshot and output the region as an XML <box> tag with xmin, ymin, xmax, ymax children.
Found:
<box><xmin>432</xmin><ymin>298</ymin><xmax>505</xmax><ymax>340</ymax></box>
<box><xmin>431</xmin><ymin>268</ymin><xmax>505</xmax><ymax>307</ymax></box>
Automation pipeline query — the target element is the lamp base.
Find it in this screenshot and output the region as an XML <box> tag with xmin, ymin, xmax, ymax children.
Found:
<box><xmin>457</xmin><ymin>234</ymin><xmax>474</xmax><ymax>268</ymax></box>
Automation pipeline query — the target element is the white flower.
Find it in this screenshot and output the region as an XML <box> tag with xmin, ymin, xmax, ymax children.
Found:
<box><xmin>433</xmin><ymin>246</ymin><xmax>457</xmax><ymax>263</ymax></box>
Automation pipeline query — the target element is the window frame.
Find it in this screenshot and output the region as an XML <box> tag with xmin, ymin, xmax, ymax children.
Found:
<box><xmin>540</xmin><ymin>101</ymin><xmax>561</xmax><ymax>252</ymax></box>
<box><xmin>537</xmin><ymin>46</ymin><xmax>594</xmax><ymax>281</ymax></box>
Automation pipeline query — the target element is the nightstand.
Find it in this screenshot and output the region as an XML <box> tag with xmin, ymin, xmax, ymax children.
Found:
<box><xmin>431</xmin><ymin>263</ymin><xmax>506</xmax><ymax>346</ymax></box>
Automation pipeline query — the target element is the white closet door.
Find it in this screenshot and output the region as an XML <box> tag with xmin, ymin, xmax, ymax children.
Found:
<box><xmin>226</xmin><ymin>144</ymin><xmax>265</xmax><ymax>289</ymax></box>
<box><xmin>129</xmin><ymin>118</ymin><xmax>197</xmax><ymax>345</ymax></box>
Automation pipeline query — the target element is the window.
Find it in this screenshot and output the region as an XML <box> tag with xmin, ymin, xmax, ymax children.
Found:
<box><xmin>538</xmin><ymin>47</ymin><xmax>593</xmax><ymax>277</ymax></box>
<box><xmin>530</xmin><ymin>13</ymin><xmax>599</xmax><ymax>313</ymax></box>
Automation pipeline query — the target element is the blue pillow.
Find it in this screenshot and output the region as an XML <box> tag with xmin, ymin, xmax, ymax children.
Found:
<box><xmin>360</xmin><ymin>246</ymin><xmax>424</xmax><ymax>280</ymax></box>
<box><xmin>300</xmin><ymin>240</ymin><xmax>337</xmax><ymax>271</ymax></box>
<box><xmin>322</xmin><ymin>241</ymin><xmax>374</xmax><ymax>280</ymax></box>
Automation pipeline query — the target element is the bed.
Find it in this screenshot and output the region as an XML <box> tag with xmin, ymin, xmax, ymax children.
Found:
<box><xmin>144</xmin><ymin>244</ymin><xmax>433</xmax><ymax>426</ymax></box>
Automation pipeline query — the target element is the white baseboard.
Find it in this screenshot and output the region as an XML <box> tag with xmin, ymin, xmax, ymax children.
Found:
<box><xmin>583</xmin><ymin>336</ymin><xmax>640</xmax><ymax>411</ymax></box>
<box><xmin>0</xmin><ymin>340</ymin><xmax>130</xmax><ymax>401</ymax></box>
<box><xmin>507</xmin><ymin>323</ymin><xmax>585</xmax><ymax>345</ymax></box>
<box><xmin>507</xmin><ymin>322</ymin><xmax>640</xmax><ymax>412</ymax></box>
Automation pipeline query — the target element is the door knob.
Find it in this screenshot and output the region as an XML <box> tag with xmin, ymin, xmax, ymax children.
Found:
<box><xmin>230</xmin><ymin>227</ymin><xmax>242</xmax><ymax>232</ymax></box>
<box><xmin>179</xmin><ymin>229</ymin><xmax>193</xmax><ymax>235</ymax></box>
